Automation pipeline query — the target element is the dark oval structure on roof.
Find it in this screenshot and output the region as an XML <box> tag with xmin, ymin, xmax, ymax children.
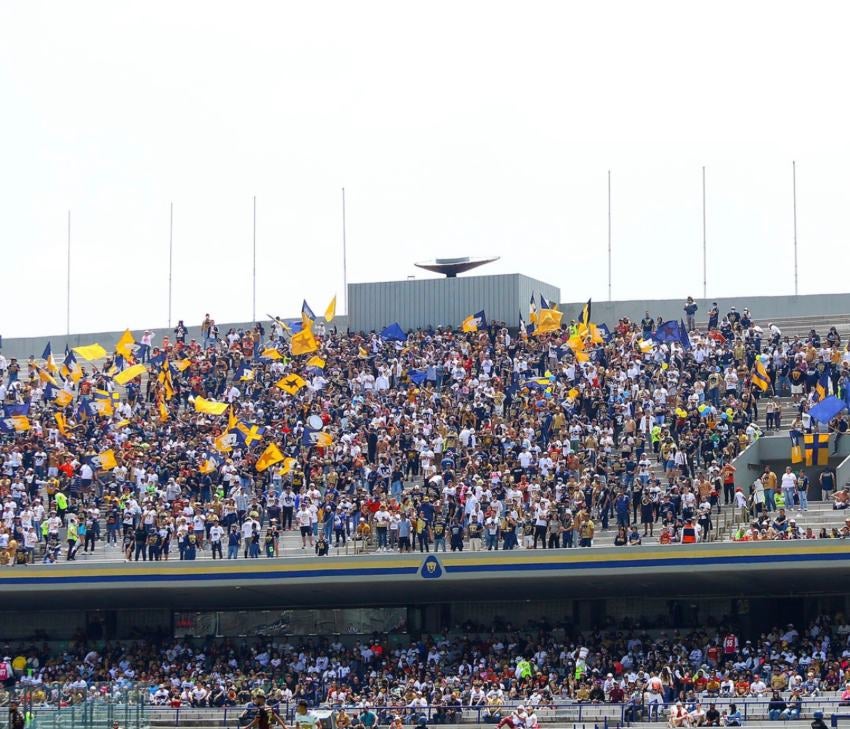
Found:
<box><xmin>414</xmin><ymin>256</ymin><xmax>500</xmax><ymax>277</ymax></box>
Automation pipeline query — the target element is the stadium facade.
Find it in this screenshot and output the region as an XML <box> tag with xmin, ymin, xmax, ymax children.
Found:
<box><xmin>3</xmin><ymin>271</ymin><xmax>850</xmax><ymax>646</ymax></box>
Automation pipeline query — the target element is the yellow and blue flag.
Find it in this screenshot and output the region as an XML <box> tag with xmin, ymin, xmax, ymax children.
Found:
<box><xmin>301</xmin><ymin>300</ymin><xmax>316</xmax><ymax>321</ymax></box>
<box><xmin>804</xmin><ymin>432</ymin><xmax>830</xmax><ymax>466</ymax></box>
<box><xmin>751</xmin><ymin>359</ymin><xmax>770</xmax><ymax>393</ymax></box>
<box><xmin>275</xmin><ymin>373</ymin><xmax>307</xmax><ymax>395</ymax></box>
<box><xmin>42</xmin><ymin>342</ymin><xmax>58</xmax><ymax>374</ymax></box>
<box><xmin>529</xmin><ymin>294</ymin><xmax>537</xmax><ymax>325</ymax></box>
<box><xmin>815</xmin><ymin>371</ymin><xmax>829</xmax><ymax>401</ymax></box>
<box><xmin>580</xmin><ymin>299</ymin><xmax>592</xmax><ymax>328</ymax></box>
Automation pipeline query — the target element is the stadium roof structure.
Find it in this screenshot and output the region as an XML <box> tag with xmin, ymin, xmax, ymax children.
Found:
<box><xmin>414</xmin><ymin>256</ymin><xmax>499</xmax><ymax>277</ymax></box>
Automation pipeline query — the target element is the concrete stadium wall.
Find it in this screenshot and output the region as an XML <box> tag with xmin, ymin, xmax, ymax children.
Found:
<box><xmin>560</xmin><ymin>293</ymin><xmax>850</xmax><ymax>326</ymax></box>
<box><xmin>732</xmin><ymin>434</ymin><xmax>849</xmax><ymax>498</ymax></box>
<box><xmin>3</xmin><ymin>280</ymin><xmax>850</xmax><ymax>361</ymax></box>
<box><xmin>347</xmin><ymin>273</ymin><xmax>560</xmax><ymax>333</ymax></box>
<box><xmin>0</xmin><ymin>317</ymin><xmax>349</xmax><ymax>362</ymax></box>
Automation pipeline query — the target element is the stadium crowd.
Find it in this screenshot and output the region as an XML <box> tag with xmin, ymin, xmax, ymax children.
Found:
<box><xmin>0</xmin><ymin>301</ymin><xmax>850</xmax><ymax>565</ymax></box>
<box><xmin>3</xmin><ymin>613</ymin><xmax>850</xmax><ymax>723</ymax></box>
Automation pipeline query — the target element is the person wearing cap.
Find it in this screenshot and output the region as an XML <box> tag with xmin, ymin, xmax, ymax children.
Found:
<box><xmin>241</xmin><ymin>689</ymin><xmax>286</xmax><ymax>729</ymax></box>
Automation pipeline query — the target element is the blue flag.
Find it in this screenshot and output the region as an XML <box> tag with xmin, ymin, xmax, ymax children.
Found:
<box><xmin>42</xmin><ymin>342</ymin><xmax>53</xmax><ymax>361</ymax></box>
<box><xmin>380</xmin><ymin>323</ymin><xmax>406</xmax><ymax>342</ymax></box>
<box><xmin>652</xmin><ymin>320</ymin><xmax>682</xmax><ymax>344</ymax></box>
<box><xmin>678</xmin><ymin>319</ymin><xmax>692</xmax><ymax>350</ymax></box>
<box><xmin>597</xmin><ymin>323</ymin><xmax>611</xmax><ymax>341</ymax></box>
<box><xmin>539</xmin><ymin>294</ymin><xmax>551</xmax><ymax>310</ymax></box>
<box><xmin>473</xmin><ymin>310</ymin><xmax>487</xmax><ymax>329</ymax></box>
<box><xmin>808</xmin><ymin>395</ymin><xmax>846</xmax><ymax>424</ymax></box>
<box><xmin>408</xmin><ymin>369</ymin><xmax>427</xmax><ymax>386</ymax></box>
<box><xmin>3</xmin><ymin>403</ymin><xmax>29</xmax><ymax>417</ymax></box>
<box><xmin>302</xmin><ymin>427</ymin><xmax>321</xmax><ymax>446</ymax></box>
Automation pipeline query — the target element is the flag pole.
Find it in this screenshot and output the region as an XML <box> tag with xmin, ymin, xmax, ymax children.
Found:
<box><xmin>342</xmin><ymin>187</ymin><xmax>348</xmax><ymax>315</ymax></box>
<box><xmin>792</xmin><ymin>160</ymin><xmax>798</xmax><ymax>296</ymax></box>
<box><xmin>66</xmin><ymin>210</ymin><xmax>71</xmax><ymax>337</ymax></box>
<box><xmin>607</xmin><ymin>170</ymin><xmax>612</xmax><ymax>302</ymax></box>
<box><xmin>702</xmin><ymin>165</ymin><xmax>707</xmax><ymax>300</ymax></box>
<box><xmin>168</xmin><ymin>202</ymin><xmax>173</xmax><ymax>329</ymax></box>
<box><xmin>252</xmin><ymin>195</ymin><xmax>257</xmax><ymax>323</ymax></box>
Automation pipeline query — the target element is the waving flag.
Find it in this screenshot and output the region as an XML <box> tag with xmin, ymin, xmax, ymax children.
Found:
<box><xmin>194</xmin><ymin>397</ymin><xmax>229</xmax><ymax>415</ymax></box>
<box><xmin>461</xmin><ymin>310</ymin><xmax>487</xmax><ymax>333</ymax></box>
<box><xmin>580</xmin><ymin>299</ymin><xmax>592</xmax><ymax>328</ymax></box>
<box><xmin>529</xmin><ymin>294</ymin><xmax>538</xmax><ymax>325</ymax></box>
<box><xmin>235</xmin><ymin>422</ymin><xmax>265</xmax><ymax>447</ymax></box>
<box><xmin>290</xmin><ymin>327</ymin><xmax>319</xmax><ymax>356</ymax></box>
<box><xmin>652</xmin><ymin>320</ymin><xmax>683</xmax><ymax>345</ymax></box>
<box><xmin>256</xmin><ymin>442</ymin><xmax>285</xmax><ymax>472</ymax></box>
<box><xmin>42</xmin><ymin>342</ymin><xmax>58</xmax><ymax>373</ymax></box>
<box><xmin>301</xmin><ymin>300</ymin><xmax>316</xmax><ymax>321</ymax></box>
<box><xmin>535</xmin><ymin>308</ymin><xmax>563</xmax><ymax>335</ymax></box>
<box><xmin>678</xmin><ymin>319</ymin><xmax>692</xmax><ymax>350</ymax></box>
<box><xmin>815</xmin><ymin>371</ymin><xmax>830</xmax><ymax>401</ymax></box>
<box><xmin>751</xmin><ymin>359</ymin><xmax>770</xmax><ymax>393</ymax></box>
<box><xmin>408</xmin><ymin>369</ymin><xmax>427</xmax><ymax>386</ymax></box>
<box><xmin>380</xmin><ymin>323</ymin><xmax>406</xmax><ymax>342</ymax></box>
<box><xmin>73</xmin><ymin>343</ymin><xmax>108</xmax><ymax>362</ymax></box>
<box><xmin>808</xmin><ymin>395</ymin><xmax>846</xmax><ymax>424</ymax></box>
<box><xmin>115</xmin><ymin>329</ymin><xmax>135</xmax><ymax>358</ymax></box>
<box><xmin>324</xmin><ymin>295</ymin><xmax>337</xmax><ymax>322</ymax></box>
<box><xmin>114</xmin><ymin>363</ymin><xmax>146</xmax><ymax>386</ymax></box>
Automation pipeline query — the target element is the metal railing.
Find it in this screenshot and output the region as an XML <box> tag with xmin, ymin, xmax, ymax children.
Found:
<box><xmin>138</xmin><ymin>698</ymin><xmax>850</xmax><ymax>728</ymax></box>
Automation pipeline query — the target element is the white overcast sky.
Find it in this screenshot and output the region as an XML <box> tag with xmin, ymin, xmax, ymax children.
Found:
<box><xmin>1</xmin><ymin>1</ymin><xmax>849</xmax><ymax>337</ymax></box>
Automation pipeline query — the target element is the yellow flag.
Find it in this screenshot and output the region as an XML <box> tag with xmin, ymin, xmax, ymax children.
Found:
<box><xmin>114</xmin><ymin>363</ymin><xmax>147</xmax><ymax>385</ymax></box>
<box><xmin>93</xmin><ymin>399</ymin><xmax>114</xmax><ymax>416</ymax></box>
<box><xmin>194</xmin><ymin>397</ymin><xmax>229</xmax><ymax>415</ymax></box>
<box><xmin>11</xmin><ymin>416</ymin><xmax>30</xmax><ymax>432</ymax></box>
<box><xmin>214</xmin><ymin>431</ymin><xmax>235</xmax><ymax>453</ymax></box>
<box><xmin>115</xmin><ymin>329</ymin><xmax>135</xmax><ymax>358</ymax></box>
<box><xmin>461</xmin><ymin>315</ymin><xmax>478</xmax><ymax>333</ymax></box>
<box><xmin>199</xmin><ymin>458</ymin><xmax>217</xmax><ymax>474</ymax></box>
<box><xmin>173</xmin><ymin>359</ymin><xmax>192</xmax><ymax>372</ymax></box>
<box><xmin>55</xmin><ymin>412</ymin><xmax>68</xmax><ymax>437</ymax></box>
<box><xmin>38</xmin><ymin>368</ymin><xmax>59</xmax><ymax>387</ymax></box>
<box><xmin>358</xmin><ymin>346</ymin><xmax>369</xmax><ymax>359</ymax></box>
<box><xmin>98</xmin><ymin>449</ymin><xmax>117</xmax><ymax>470</ymax></box>
<box><xmin>324</xmin><ymin>295</ymin><xmax>337</xmax><ymax>322</ymax></box>
<box><xmin>227</xmin><ymin>406</ymin><xmax>238</xmax><ymax>433</ymax></box>
<box><xmin>54</xmin><ymin>389</ymin><xmax>73</xmax><ymax>407</ymax></box>
<box><xmin>638</xmin><ymin>339</ymin><xmax>655</xmax><ymax>353</ymax></box>
<box><xmin>275</xmin><ymin>373</ymin><xmax>307</xmax><ymax>395</ymax></box>
<box><xmin>306</xmin><ymin>355</ymin><xmax>325</xmax><ymax>369</ymax></box>
<box><xmin>268</xmin><ymin>314</ymin><xmax>291</xmax><ymax>333</ymax></box>
<box><xmin>159</xmin><ymin>400</ymin><xmax>169</xmax><ymax>422</ymax></box>
<box><xmin>114</xmin><ymin>419</ymin><xmax>130</xmax><ymax>429</ymax></box>
<box><xmin>261</xmin><ymin>348</ymin><xmax>283</xmax><ymax>360</ymax></box>
<box><xmin>535</xmin><ymin>308</ymin><xmax>563</xmax><ymax>334</ymax></box>
<box><xmin>290</xmin><ymin>328</ymin><xmax>318</xmax><ymax>356</ymax></box>
<box><xmin>567</xmin><ymin>387</ymin><xmax>579</xmax><ymax>400</ymax></box>
<box><xmin>316</xmin><ymin>431</ymin><xmax>334</xmax><ymax>447</ymax></box>
<box><xmin>73</xmin><ymin>343</ymin><xmax>108</xmax><ymax>361</ymax></box>
<box><xmin>256</xmin><ymin>442</ymin><xmax>284</xmax><ymax>472</ymax></box>
<box><xmin>68</xmin><ymin>364</ymin><xmax>83</xmax><ymax>383</ymax></box>
<box><xmin>280</xmin><ymin>457</ymin><xmax>296</xmax><ymax>475</ymax></box>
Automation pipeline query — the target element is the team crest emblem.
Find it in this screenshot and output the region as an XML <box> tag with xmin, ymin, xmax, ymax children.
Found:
<box><xmin>420</xmin><ymin>555</ymin><xmax>443</xmax><ymax>579</ymax></box>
